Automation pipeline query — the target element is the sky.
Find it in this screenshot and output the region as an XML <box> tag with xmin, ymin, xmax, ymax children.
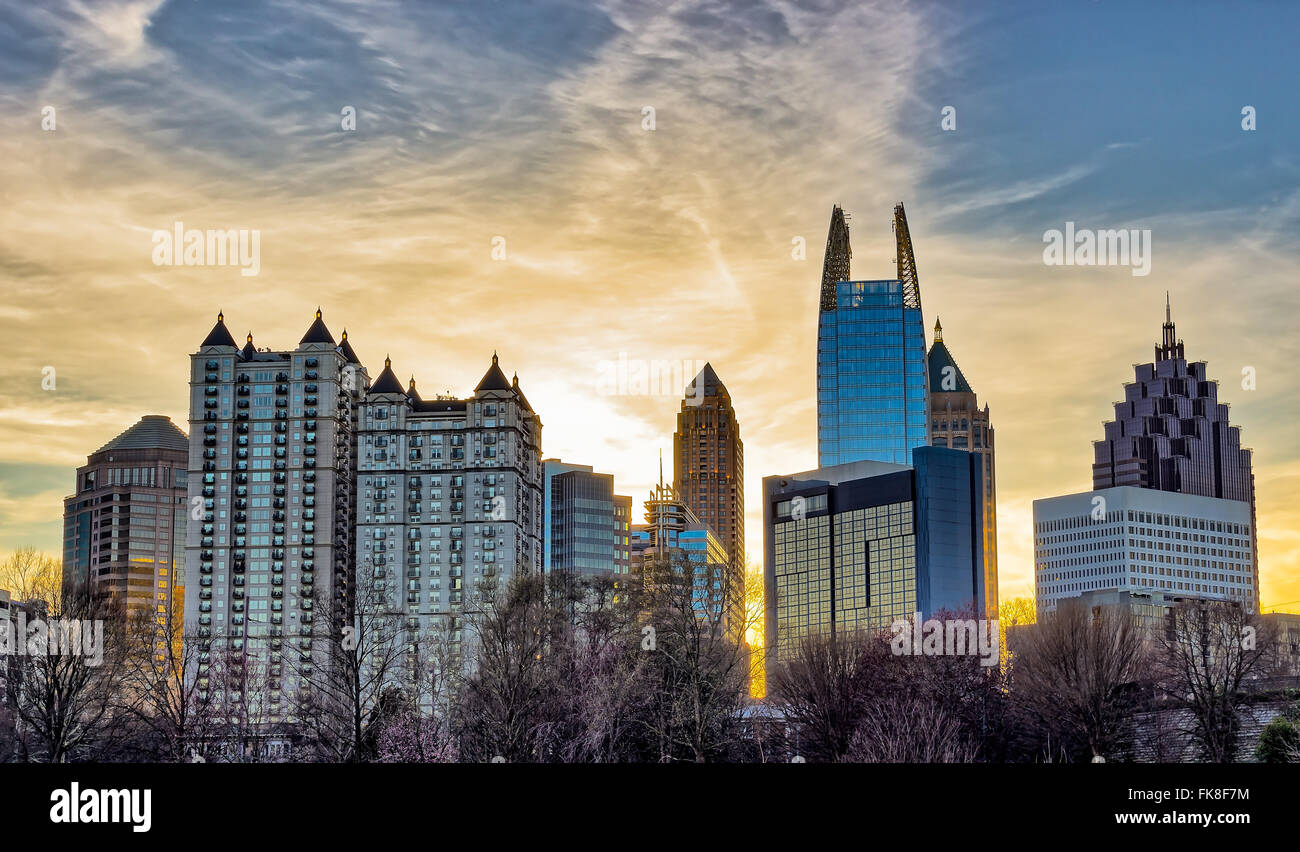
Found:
<box><xmin>0</xmin><ymin>0</ymin><xmax>1298</xmax><ymax>611</ymax></box>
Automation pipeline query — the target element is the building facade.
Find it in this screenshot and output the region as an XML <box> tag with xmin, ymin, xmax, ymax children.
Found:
<box><xmin>763</xmin><ymin>446</ymin><xmax>987</xmax><ymax>664</ymax></box>
<box><xmin>927</xmin><ymin>319</ymin><xmax>997</xmax><ymax>620</ymax></box>
<box><xmin>1092</xmin><ymin>298</ymin><xmax>1257</xmax><ymax>604</ymax></box>
<box><xmin>673</xmin><ymin>363</ymin><xmax>744</xmax><ymax>580</ymax></box>
<box><xmin>185</xmin><ymin>310</ymin><xmax>368</xmax><ymax>715</ymax></box>
<box><xmin>633</xmin><ymin>478</ymin><xmax>735</xmax><ymax>628</ymax></box>
<box><xmin>816</xmin><ymin>206</ymin><xmax>929</xmax><ymax>467</ymax></box>
<box><xmin>354</xmin><ymin>353</ymin><xmax>543</xmax><ymax>656</ymax></box>
<box><xmin>63</xmin><ymin>415</ymin><xmax>190</xmax><ymax>625</ymax></box>
<box><xmin>545</xmin><ymin>462</ymin><xmax>633</xmax><ymax>579</ymax></box>
<box><xmin>1032</xmin><ymin>486</ymin><xmax>1256</xmax><ymax>616</ymax></box>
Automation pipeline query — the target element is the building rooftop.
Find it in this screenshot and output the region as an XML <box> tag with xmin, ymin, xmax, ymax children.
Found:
<box><xmin>94</xmin><ymin>415</ymin><xmax>189</xmax><ymax>455</ymax></box>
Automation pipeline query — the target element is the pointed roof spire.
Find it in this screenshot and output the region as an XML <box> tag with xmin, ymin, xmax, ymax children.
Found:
<box><xmin>337</xmin><ymin>328</ymin><xmax>361</xmax><ymax>364</ymax></box>
<box><xmin>686</xmin><ymin>362</ymin><xmax>726</xmax><ymax>400</ymax></box>
<box><xmin>819</xmin><ymin>205</ymin><xmax>852</xmax><ymax>312</ymax></box>
<box><xmin>1157</xmin><ymin>293</ymin><xmax>1182</xmax><ymax>362</ymax></box>
<box><xmin>407</xmin><ymin>375</ymin><xmax>422</xmax><ymax>401</ymax></box>
<box><xmin>240</xmin><ymin>331</ymin><xmax>257</xmax><ymax>360</ymax></box>
<box><xmin>299</xmin><ymin>307</ymin><xmax>335</xmax><ymax>345</ymax></box>
<box><xmin>200</xmin><ymin>310</ymin><xmax>238</xmax><ymax>348</ymax></box>
<box><xmin>475</xmin><ymin>352</ymin><xmax>511</xmax><ymax>392</ymax></box>
<box><xmin>368</xmin><ymin>355</ymin><xmax>404</xmax><ymax>395</ymax></box>
<box><xmin>927</xmin><ymin>326</ymin><xmax>973</xmax><ymax>394</ymax></box>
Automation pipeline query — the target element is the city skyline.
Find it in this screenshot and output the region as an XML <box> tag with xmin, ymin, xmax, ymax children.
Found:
<box><xmin>2</xmin><ymin>1</ymin><xmax>1299</xmax><ymax>614</ymax></box>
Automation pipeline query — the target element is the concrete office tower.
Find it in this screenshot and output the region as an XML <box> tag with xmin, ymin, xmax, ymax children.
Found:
<box><xmin>543</xmin><ymin>460</ymin><xmax>632</xmax><ymax>578</ymax></box>
<box><xmin>763</xmin><ymin>446</ymin><xmax>986</xmax><ymax>665</ymax></box>
<box><xmin>354</xmin><ymin>353</ymin><xmax>543</xmax><ymax>653</ymax></box>
<box><xmin>186</xmin><ymin>310</ymin><xmax>368</xmax><ymax>717</ymax></box>
<box><xmin>63</xmin><ymin>415</ymin><xmax>190</xmax><ymax>625</ymax></box>
<box><xmin>673</xmin><ymin>363</ymin><xmax>744</xmax><ymax>581</ymax></box>
<box><xmin>927</xmin><ymin>319</ymin><xmax>998</xmax><ymax>620</ymax></box>
<box><xmin>1033</xmin><ymin>487</ymin><xmax>1256</xmax><ymax>615</ymax></box>
<box><xmin>1092</xmin><ymin>297</ymin><xmax>1258</xmax><ymax>608</ymax></box>
<box><xmin>816</xmin><ymin>204</ymin><xmax>929</xmax><ymax>467</ymax></box>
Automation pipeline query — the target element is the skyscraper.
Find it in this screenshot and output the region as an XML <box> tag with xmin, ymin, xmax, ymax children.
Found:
<box><xmin>763</xmin><ymin>446</ymin><xmax>987</xmax><ymax>665</ymax></box>
<box><xmin>354</xmin><ymin>353</ymin><xmax>543</xmax><ymax>655</ymax></box>
<box><xmin>186</xmin><ymin>310</ymin><xmax>368</xmax><ymax>715</ymax></box>
<box><xmin>673</xmin><ymin>363</ymin><xmax>744</xmax><ymax>579</ymax></box>
<box><xmin>927</xmin><ymin>319</ymin><xmax>998</xmax><ymax>620</ymax></box>
<box><xmin>543</xmin><ymin>460</ymin><xmax>633</xmax><ymax>579</ymax></box>
<box><xmin>63</xmin><ymin>415</ymin><xmax>190</xmax><ymax>624</ymax></box>
<box><xmin>816</xmin><ymin>204</ymin><xmax>929</xmax><ymax>467</ymax></box>
<box><xmin>633</xmin><ymin>475</ymin><xmax>736</xmax><ymax>629</ymax></box>
<box><xmin>1091</xmin><ymin>296</ymin><xmax>1258</xmax><ymax>607</ymax></box>
<box><xmin>1033</xmin><ymin>486</ymin><xmax>1256</xmax><ymax>614</ymax></box>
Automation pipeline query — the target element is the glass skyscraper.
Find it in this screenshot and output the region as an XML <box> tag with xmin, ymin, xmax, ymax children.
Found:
<box><xmin>816</xmin><ymin>206</ymin><xmax>929</xmax><ymax>467</ymax></box>
<box><xmin>763</xmin><ymin>446</ymin><xmax>987</xmax><ymax>665</ymax></box>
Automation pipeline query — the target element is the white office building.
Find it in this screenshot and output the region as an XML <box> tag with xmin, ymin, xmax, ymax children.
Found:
<box><xmin>1033</xmin><ymin>486</ymin><xmax>1255</xmax><ymax>616</ymax></box>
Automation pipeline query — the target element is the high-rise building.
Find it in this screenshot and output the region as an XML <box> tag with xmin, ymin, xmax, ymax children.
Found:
<box><xmin>185</xmin><ymin>310</ymin><xmax>368</xmax><ymax>714</ymax></box>
<box><xmin>673</xmin><ymin>363</ymin><xmax>744</xmax><ymax>579</ymax></box>
<box><xmin>354</xmin><ymin>353</ymin><xmax>543</xmax><ymax>655</ymax></box>
<box><xmin>543</xmin><ymin>460</ymin><xmax>633</xmax><ymax>579</ymax></box>
<box><xmin>633</xmin><ymin>475</ymin><xmax>737</xmax><ymax>629</ymax></box>
<box><xmin>763</xmin><ymin>446</ymin><xmax>987</xmax><ymax>664</ymax></box>
<box><xmin>1091</xmin><ymin>296</ymin><xmax>1258</xmax><ymax>608</ymax></box>
<box><xmin>63</xmin><ymin>415</ymin><xmax>190</xmax><ymax>624</ymax></box>
<box><xmin>927</xmin><ymin>319</ymin><xmax>998</xmax><ymax>620</ymax></box>
<box><xmin>1033</xmin><ymin>487</ymin><xmax>1256</xmax><ymax>615</ymax></box>
<box><xmin>816</xmin><ymin>204</ymin><xmax>929</xmax><ymax>467</ymax></box>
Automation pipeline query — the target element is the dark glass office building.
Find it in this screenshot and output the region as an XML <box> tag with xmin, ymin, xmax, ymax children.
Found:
<box><xmin>1091</xmin><ymin>298</ymin><xmax>1257</xmax><ymax>607</ymax></box>
<box><xmin>549</xmin><ymin>467</ymin><xmax>631</xmax><ymax>578</ymax></box>
<box><xmin>763</xmin><ymin>446</ymin><xmax>986</xmax><ymax>664</ymax></box>
<box><xmin>816</xmin><ymin>206</ymin><xmax>929</xmax><ymax>467</ymax></box>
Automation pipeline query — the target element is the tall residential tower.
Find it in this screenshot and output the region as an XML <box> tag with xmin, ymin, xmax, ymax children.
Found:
<box><xmin>185</xmin><ymin>310</ymin><xmax>368</xmax><ymax>716</ymax></box>
<box><xmin>354</xmin><ymin>353</ymin><xmax>544</xmax><ymax>657</ymax></box>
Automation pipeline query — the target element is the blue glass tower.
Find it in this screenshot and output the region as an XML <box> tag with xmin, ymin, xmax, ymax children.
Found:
<box><xmin>816</xmin><ymin>205</ymin><xmax>929</xmax><ymax>467</ymax></box>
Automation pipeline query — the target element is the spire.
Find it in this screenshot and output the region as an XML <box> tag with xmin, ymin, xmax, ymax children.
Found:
<box><xmin>934</xmin><ymin>317</ymin><xmax>943</xmax><ymax>343</ymax></box>
<box><xmin>368</xmin><ymin>355</ymin><xmax>405</xmax><ymax>395</ymax></box>
<box><xmin>337</xmin><ymin>328</ymin><xmax>361</xmax><ymax>364</ymax></box>
<box><xmin>893</xmin><ymin>201</ymin><xmax>921</xmax><ymax>310</ymax></box>
<box><xmin>819</xmin><ymin>205</ymin><xmax>852</xmax><ymax>311</ymax></box>
<box><xmin>299</xmin><ymin>307</ymin><xmax>335</xmax><ymax>346</ymax></box>
<box><xmin>475</xmin><ymin>352</ymin><xmax>511</xmax><ymax>392</ymax></box>
<box><xmin>1156</xmin><ymin>294</ymin><xmax>1183</xmax><ymax>362</ymax></box>
<box><xmin>685</xmin><ymin>362</ymin><xmax>726</xmax><ymax>401</ymax></box>
<box><xmin>407</xmin><ymin>375</ymin><xmax>422</xmax><ymax>401</ymax></box>
<box><xmin>200</xmin><ymin>310</ymin><xmax>238</xmax><ymax>348</ymax></box>
<box><xmin>240</xmin><ymin>331</ymin><xmax>256</xmax><ymax>360</ymax></box>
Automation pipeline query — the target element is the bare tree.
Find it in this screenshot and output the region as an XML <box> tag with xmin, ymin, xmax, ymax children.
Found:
<box><xmin>1009</xmin><ymin>600</ymin><xmax>1146</xmax><ymax>762</ymax></box>
<box><xmin>629</xmin><ymin>547</ymin><xmax>755</xmax><ymax>763</ymax></box>
<box><xmin>291</xmin><ymin>558</ymin><xmax>407</xmax><ymax>762</ymax></box>
<box><xmin>457</xmin><ymin>572</ymin><xmax>566</xmax><ymax>762</ymax></box>
<box><xmin>117</xmin><ymin>598</ymin><xmax>218</xmax><ymax>762</ymax></box>
<box><xmin>0</xmin><ymin>548</ymin><xmax>129</xmax><ymax>762</ymax></box>
<box><xmin>768</xmin><ymin>631</ymin><xmax>874</xmax><ymax>763</ymax></box>
<box><xmin>1153</xmin><ymin>600</ymin><xmax>1274</xmax><ymax>763</ymax></box>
